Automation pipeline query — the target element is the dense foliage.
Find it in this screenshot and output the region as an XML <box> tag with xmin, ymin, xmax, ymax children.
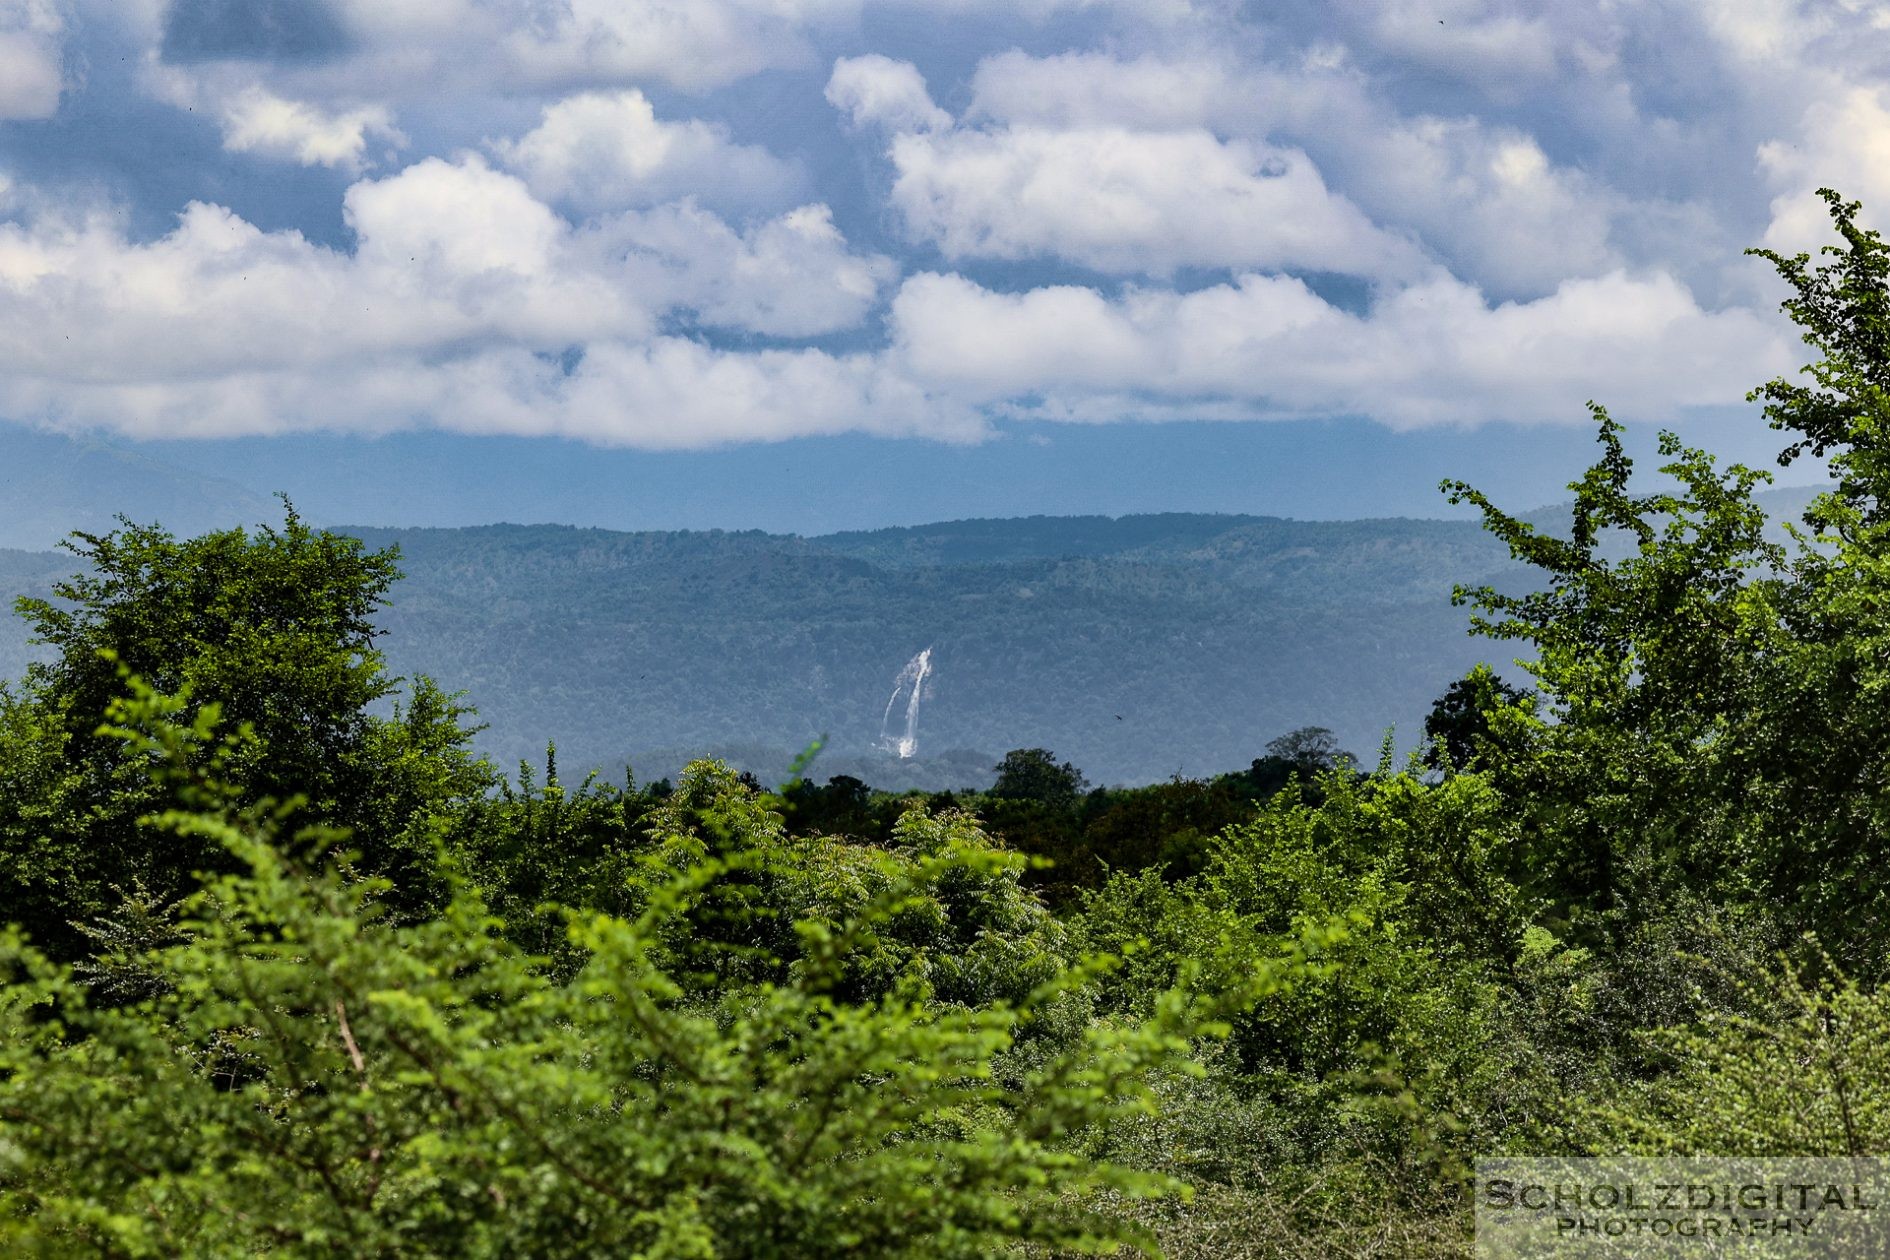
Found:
<box><xmin>2</xmin><ymin>682</ymin><xmax>1269</xmax><ymax>1256</ymax></box>
<box><xmin>0</xmin><ymin>508</ymin><xmax>490</xmax><ymax>960</ymax></box>
<box><xmin>10</xmin><ymin>190</ymin><xmax>1890</xmax><ymax>1256</ymax></box>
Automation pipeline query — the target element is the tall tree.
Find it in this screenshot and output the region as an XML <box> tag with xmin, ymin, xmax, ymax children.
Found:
<box><xmin>1444</xmin><ymin>189</ymin><xmax>1890</xmax><ymax>966</ymax></box>
<box><xmin>0</xmin><ymin>506</ymin><xmax>490</xmax><ymax>957</ymax></box>
<box><xmin>992</xmin><ymin>747</ymin><xmax>1089</xmax><ymax>811</ymax></box>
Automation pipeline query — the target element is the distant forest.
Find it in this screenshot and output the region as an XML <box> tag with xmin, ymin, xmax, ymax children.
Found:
<box><xmin>2</xmin><ymin>486</ymin><xmax>1819</xmax><ymax>791</ymax></box>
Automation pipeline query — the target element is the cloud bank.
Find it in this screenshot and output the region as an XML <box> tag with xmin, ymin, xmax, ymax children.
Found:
<box><xmin>0</xmin><ymin>0</ymin><xmax>1877</xmax><ymax>446</ymax></box>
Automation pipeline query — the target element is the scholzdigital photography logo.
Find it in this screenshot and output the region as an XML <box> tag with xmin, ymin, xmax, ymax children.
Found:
<box><xmin>1475</xmin><ymin>1158</ymin><xmax>1890</xmax><ymax>1257</ymax></box>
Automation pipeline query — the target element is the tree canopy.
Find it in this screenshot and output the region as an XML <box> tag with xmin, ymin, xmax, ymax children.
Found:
<box><xmin>991</xmin><ymin>747</ymin><xmax>1090</xmax><ymax>810</ymax></box>
<box><xmin>0</xmin><ymin>505</ymin><xmax>488</xmax><ymax>958</ymax></box>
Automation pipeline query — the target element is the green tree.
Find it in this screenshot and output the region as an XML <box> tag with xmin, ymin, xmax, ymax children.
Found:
<box><xmin>1241</xmin><ymin>726</ymin><xmax>1355</xmax><ymax>799</ymax></box>
<box><xmin>1263</xmin><ymin>726</ymin><xmax>1352</xmax><ymax>775</ymax></box>
<box><xmin>1583</xmin><ymin>948</ymin><xmax>1890</xmax><ymax>1157</ymax></box>
<box><xmin>1749</xmin><ymin>189</ymin><xmax>1890</xmax><ymax>492</ymax></box>
<box><xmin>443</xmin><ymin>747</ymin><xmax>670</xmax><ymax>968</ymax></box>
<box><xmin>1444</xmin><ymin>407</ymin><xmax>1787</xmax><ymax>924</ymax></box>
<box><xmin>1421</xmin><ymin>666</ymin><xmax>1533</xmax><ymax>773</ymax></box>
<box><xmin>1439</xmin><ymin>189</ymin><xmax>1890</xmax><ymax>964</ymax></box>
<box><xmin>1072</xmin><ymin>777</ymin><xmax>1251</xmax><ymax>884</ymax></box>
<box><xmin>992</xmin><ymin>747</ymin><xmax>1090</xmax><ymax>811</ymax></box>
<box><xmin>778</xmin><ymin>773</ymin><xmax>878</xmax><ymax>840</ymax></box>
<box><xmin>1076</xmin><ymin>766</ymin><xmax>1530</xmax><ymax>1252</ymax></box>
<box><xmin>0</xmin><ymin>507</ymin><xmax>490</xmax><ymax>958</ymax></box>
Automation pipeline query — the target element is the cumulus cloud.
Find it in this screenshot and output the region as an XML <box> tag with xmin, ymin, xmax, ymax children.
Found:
<box><xmin>966</xmin><ymin>48</ymin><xmax>1235</xmax><ymax>130</ymax></box>
<box><xmin>0</xmin><ymin>135</ymin><xmax>1795</xmax><ymax>446</ymax></box>
<box><xmin>493</xmin><ymin>91</ymin><xmax>802</xmax><ymax>216</ymax></box>
<box><xmin>1346</xmin><ymin>0</ymin><xmax>1560</xmax><ymax>90</ymax></box>
<box><xmin>0</xmin><ymin>337</ymin><xmax>982</xmax><ymax>448</ymax></box>
<box><xmin>887</xmin><ymin>269</ymin><xmax>1794</xmax><ymax>428</ymax></box>
<box><xmin>0</xmin><ymin>0</ymin><xmax>64</xmax><ymax>120</ymax></box>
<box><xmin>1759</xmin><ymin>86</ymin><xmax>1890</xmax><ymax>254</ymax></box>
<box><xmin>835</xmin><ymin>57</ymin><xmax>1423</xmax><ymax>279</ymax></box>
<box><xmin>886</xmin><ymin>123</ymin><xmax>1424</xmax><ymax>278</ymax></box>
<box><xmin>219</xmin><ymin>88</ymin><xmax>404</xmax><ymax>169</ymax></box>
<box><xmin>332</xmin><ymin>0</ymin><xmax>851</xmax><ymax>95</ymax></box>
<box><xmin>0</xmin><ymin>152</ymin><xmax>926</xmax><ymax>444</ymax></box>
<box><xmin>595</xmin><ymin>201</ymin><xmax>896</xmax><ymax>338</ymax></box>
<box><xmin>0</xmin><ymin>153</ymin><xmax>895</xmax><ymax>362</ymax></box>
<box><xmin>1344</xmin><ymin>117</ymin><xmax>1620</xmax><ymax>298</ymax></box>
<box><xmin>963</xmin><ymin>48</ymin><xmax>1630</xmax><ymax>298</ymax></box>
<box><xmin>0</xmin><ymin>160</ymin><xmax>645</xmax><ymax>385</ymax></box>
<box><xmin>5</xmin><ymin>0</ymin><xmax>1873</xmax><ymax>448</ymax></box>
<box><xmin>138</xmin><ymin>0</ymin><xmax>1184</xmax><ymax>121</ymax></box>
<box><xmin>826</xmin><ymin>54</ymin><xmax>952</xmax><ymax>133</ymax></box>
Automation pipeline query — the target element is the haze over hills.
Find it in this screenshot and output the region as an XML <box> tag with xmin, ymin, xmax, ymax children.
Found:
<box><xmin>1</xmin><ymin>508</ymin><xmax>1525</xmax><ymax>786</ymax></box>
<box><xmin>0</xmin><ymin>427</ymin><xmax>272</xmax><ymax>552</ymax></box>
<box><xmin>320</xmin><ymin>515</ymin><xmax>1516</xmax><ymax>786</ymax></box>
<box><xmin>0</xmin><ymin>421</ymin><xmax>1834</xmax><ymax>786</ymax></box>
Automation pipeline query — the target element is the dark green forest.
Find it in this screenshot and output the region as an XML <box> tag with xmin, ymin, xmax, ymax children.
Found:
<box><xmin>7</xmin><ymin>190</ymin><xmax>1890</xmax><ymax>1256</ymax></box>
<box><xmin>0</xmin><ymin>460</ymin><xmax>1823</xmax><ymax>792</ymax></box>
<box><xmin>300</xmin><ymin>510</ymin><xmax>1523</xmax><ymax>787</ymax></box>
<box><xmin>0</xmin><ymin>505</ymin><xmax>1526</xmax><ymax>788</ymax></box>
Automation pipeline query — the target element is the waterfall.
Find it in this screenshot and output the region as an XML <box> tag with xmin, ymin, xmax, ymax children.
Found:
<box><xmin>879</xmin><ymin>647</ymin><xmax>933</xmax><ymax>759</ymax></box>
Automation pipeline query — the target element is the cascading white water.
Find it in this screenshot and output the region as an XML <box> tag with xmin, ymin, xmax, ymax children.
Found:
<box><xmin>879</xmin><ymin>648</ymin><xmax>932</xmax><ymax>759</ymax></box>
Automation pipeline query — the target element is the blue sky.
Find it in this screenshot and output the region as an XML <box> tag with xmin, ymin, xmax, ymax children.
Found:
<box><xmin>0</xmin><ymin>0</ymin><xmax>1871</xmax><ymax>529</ymax></box>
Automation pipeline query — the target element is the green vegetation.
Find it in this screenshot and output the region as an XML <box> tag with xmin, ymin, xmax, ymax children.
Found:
<box><xmin>7</xmin><ymin>190</ymin><xmax>1890</xmax><ymax>1255</ymax></box>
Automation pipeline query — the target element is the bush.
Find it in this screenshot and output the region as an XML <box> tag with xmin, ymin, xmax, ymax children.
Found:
<box><xmin>0</xmin><ymin>678</ymin><xmax>1264</xmax><ymax>1258</ymax></box>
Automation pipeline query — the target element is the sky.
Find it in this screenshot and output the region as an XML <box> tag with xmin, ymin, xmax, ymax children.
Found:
<box><xmin>0</xmin><ymin>0</ymin><xmax>1876</xmax><ymax>530</ymax></box>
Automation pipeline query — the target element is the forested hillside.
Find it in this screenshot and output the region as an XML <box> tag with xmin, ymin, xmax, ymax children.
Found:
<box><xmin>0</xmin><ymin>494</ymin><xmax>1823</xmax><ymax>788</ymax></box>
<box><xmin>336</xmin><ymin>514</ymin><xmax>1513</xmax><ymax>786</ymax></box>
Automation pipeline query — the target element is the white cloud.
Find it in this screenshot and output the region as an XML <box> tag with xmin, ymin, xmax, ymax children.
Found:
<box><xmin>1351</xmin><ymin>1</ymin><xmax>1560</xmax><ymax>89</ymax></box>
<box><xmin>538</xmin><ymin>338</ymin><xmax>979</xmax><ymax>447</ymax></box>
<box><xmin>881</xmin><ymin>120</ymin><xmax>1424</xmax><ymax>278</ymax></box>
<box><xmin>967</xmin><ymin>48</ymin><xmax>1236</xmax><ymax>130</ymax></box>
<box><xmin>0</xmin><ymin>337</ymin><xmax>982</xmax><ymax>447</ymax></box>
<box><xmin>862</xmin><ymin>51</ymin><xmax>1638</xmax><ymax>288</ymax></box>
<box><xmin>962</xmin><ymin>48</ymin><xmax>1641</xmax><ymax>299</ymax></box>
<box><xmin>0</xmin><ymin>118</ymin><xmax>1793</xmax><ymax>451</ymax></box>
<box><xmin>1759</xmin><ymin>86</ymin><xmax>1890</xmax><ymax>255</ymax></box>
<box><xmin>134</xmin><ymin>0</ymin><xmax>1185</xmax><ymax>125</ymax></box>
<box><xmin>220</xmin><ymin>89</ymin><xmax>405</xmax><ymax>170</ymax></box>
<box><xmin>0</xmin><ymin>156</ymin><xmax>929</xmax><ymax>445</ymax></box>
<box><xmin>130</xmin><ymin>0</ymin><xmax>855</xmax><ymax>142</ymax></box>
<box><xmin>1350</xmin><ymin>117</ymin><xmax>1620</xmax><ymax>298</ymax></box>
<box><xmin>1693</xmin><ymin>0</ymin><xmax>1828</xmax><ymax>65</ymax></box>
<box><xmin>842</xmin><ymin>56</ymin><xmax>1434</xmax><ymax>280</ymax></box>
<box><xmin>0</xmin><ymin>159</ymin><xmax>643</xmax><ymax>387</ymax></box>
<box><xmin>887</xmin><ymin>275</ymin><xmax>1161</xmax><ymax>392</ymax></box>
<box><xmin>594</xmin><ymin>201</ymin><xmax>897</xmax><ymax>337</ymax></box>
<box><xmin>331</xmin><ymin>0</ymin><xmax>852</xmax><ymax>95</ymax></box>
<box><xmin>493</xmin><ymin>91</ymin><xmax>802</xmax><ymax>216</ymax></box>
<box><xmin>827</xmin><ymin>54</ymin><xmax>952</xmax><ymax>133</ymax></box>
<box><xmin>888</xmin><ymin>269</ymin><xmax>1794</xmax><ymax>427</ymax></box>
<box><xmin>0</xmin><ymin>0</ymin><xmax>64</xmax><ymax>120</ymax></box>
<box><xmin>18</xmin><ymin>0</ymin><xmax>1873</xmax><ymax>451</ymax></box>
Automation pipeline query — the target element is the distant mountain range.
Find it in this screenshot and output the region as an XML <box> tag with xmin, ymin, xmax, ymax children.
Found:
<box><xmin>0</xmin><ymin>424</ymin><xmax>1833</xmax><ymax>786</ymax></box>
